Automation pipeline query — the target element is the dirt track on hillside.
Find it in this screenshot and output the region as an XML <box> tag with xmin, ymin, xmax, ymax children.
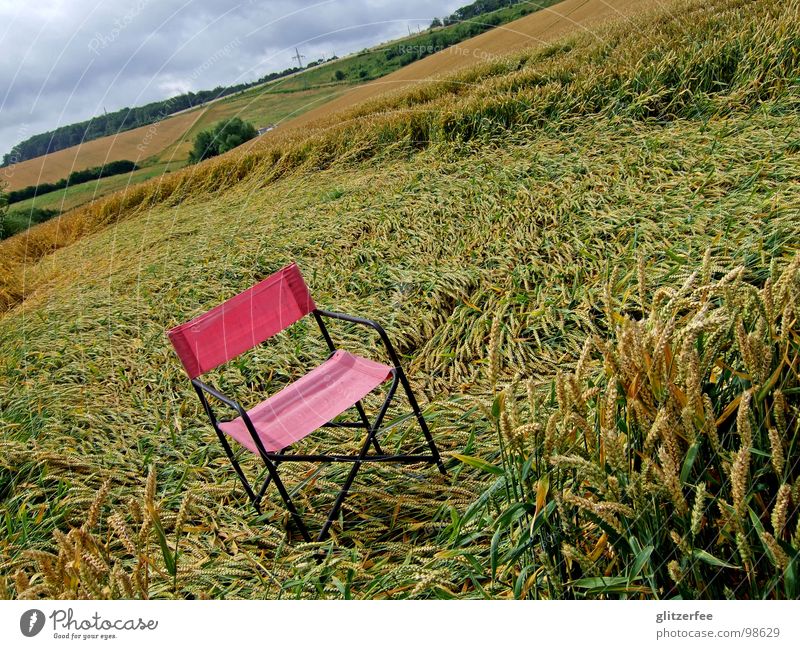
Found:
<box><xmin>272</xmin><ymin>0</ymin><xmax>655</xmax><ymax>135</ymax></box>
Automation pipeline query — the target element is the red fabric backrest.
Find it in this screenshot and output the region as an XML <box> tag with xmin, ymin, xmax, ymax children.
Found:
<box><xmin>167</xmin><ymin>262</ymin><xmax>316</xmax><ymax>378</ymax></box>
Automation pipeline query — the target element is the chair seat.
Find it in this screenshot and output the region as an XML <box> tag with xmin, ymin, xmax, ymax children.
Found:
<box><xmin>218</xmin><ymin>350</ymin><xmax>393</xmax><ymax>454</ymax></box>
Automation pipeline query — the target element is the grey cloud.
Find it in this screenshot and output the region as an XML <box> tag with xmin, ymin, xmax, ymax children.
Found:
<box><xmin>0</xmin><ymin>0</ymin><xmax>463</xmax><ymax>157</ymax></box>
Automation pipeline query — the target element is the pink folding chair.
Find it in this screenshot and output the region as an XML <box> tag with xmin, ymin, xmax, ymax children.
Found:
<box><xmin>167</xmin><ymin>262</ymin><xmax>445</xmax><ymax>541</ymax></box>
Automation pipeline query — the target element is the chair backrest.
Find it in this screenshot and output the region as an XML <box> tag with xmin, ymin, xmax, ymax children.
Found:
<box><xmin>167</xmin><ymin>262</ymin><xmax>316</xmax><ymax>378</ymax></box>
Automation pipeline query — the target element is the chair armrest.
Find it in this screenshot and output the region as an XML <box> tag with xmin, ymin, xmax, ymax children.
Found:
<box><xmin>191</xmin><ymin>379</ymin><xmax>272</xmax><ymax>458</ymax></box>
<box><xmin>314</xmin><ymin>309</ymin><xmax>403</xmax><ymax>368</ymax></box>
<box><xmin>191</xmin><ymin>378</ymin><xmax>247</xmax><ymax>419</ymax></box>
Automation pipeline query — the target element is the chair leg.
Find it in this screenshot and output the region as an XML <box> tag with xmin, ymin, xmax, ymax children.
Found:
<box><xmin>195</xmin><ymin>384</ymin><xmax>265</xmax><ymax>511</ymax></box>
<box><xmin>261</xmin><ymin>457</ymin><xmax>312</xmax><ymax>542</ymax></box>
<box><xmin>317</xmin><ymin>375</ymin><xmax>399</xmax><ymax>541</ymax></box>
<box><xmin>396</xmin><ymin>368</ymin><xmax>447</xmax><ymax>475</ymax></box>
<box><xmin>354</xmin><ymin>400</ymin><xmax>383</xmax><ymax>455</ymax></box>
<box><xmin>212</xmin><ymin>428</ymin><xmax>262</xmax><ymax>512</ymax></box>
<box><xmin>256</xmin><ymin>447</ymin><xmax>286</xmax><ymax>503</ymax></box>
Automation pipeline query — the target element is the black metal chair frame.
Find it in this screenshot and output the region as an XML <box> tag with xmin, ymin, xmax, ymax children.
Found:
<box><xmin>190</xmin><ymin>308</ymin><xmax>446</xmax><ymax>542</ymax></box>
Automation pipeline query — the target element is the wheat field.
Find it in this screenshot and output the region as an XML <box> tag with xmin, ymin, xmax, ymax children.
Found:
<box><xmin>1</xmin><ymin>0</ymin><xmax>799</xmax><ymax>599</ymax></box>
<box><xmin>273</xmin><ymin>0</ymin><xmax>656</xmax><ymax>135</ymax></box>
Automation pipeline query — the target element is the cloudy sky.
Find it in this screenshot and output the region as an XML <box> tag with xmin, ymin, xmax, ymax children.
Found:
<box><xmin>0</xmin><ymin>0</ymin><xmax>464</xmax><ymax>157</ymax></box>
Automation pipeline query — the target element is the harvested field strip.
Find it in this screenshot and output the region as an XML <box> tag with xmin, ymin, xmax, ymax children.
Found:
<box><xmin>3</xmin><ymin>109</ymin><xmax>206</xmax><ymax>191</ymax></box>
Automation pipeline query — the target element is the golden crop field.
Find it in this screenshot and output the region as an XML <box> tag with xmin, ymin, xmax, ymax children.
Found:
<box><xmin>3</xmin><ymin>86</ymin><xmax>348</xmax><ymax>192</ymax></box>
<box><xmin>269</xmin><ymin>0</ymin><xmax>655</xmax><ymax>136</ymax></box>
<box><xmin>1</xmin><ymin>0</ymin><xmax>799</xmax><ymax>600</ymax></box>
<box><xmin>3</xmin><ymin>109</ymin><xmax>206</xmax><ymax>190</ymax></box>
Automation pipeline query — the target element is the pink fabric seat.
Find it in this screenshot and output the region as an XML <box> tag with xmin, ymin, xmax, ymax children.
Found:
<box><xmin>218</xmin><ymin>350</ymin><xmax>393</xmax><ymax>454</ymax></box>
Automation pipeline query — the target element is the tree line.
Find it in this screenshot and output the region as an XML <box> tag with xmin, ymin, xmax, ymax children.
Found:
<box><xmin>5</xmin><ymin>160</ymin><xmax>139</xmax><ymax>204</ymax></box>
<box><xmin>188</xmin><ymin>118</ymin><xmax>257</xmax><ymax>164</ymax></box>
<box><xmin>388</xmin><ymin>1</ymin><xmax>545</xmax><ymax>67</ymax></box>
<box><xmin>433</xmin><ymin>0</ymin><xmax>528</xmax><ymax>27</ymax></box>
<box><xmin>0</xmin><ymin>85</ymin><xmax>261</xmax><ymax>167</ymax></box>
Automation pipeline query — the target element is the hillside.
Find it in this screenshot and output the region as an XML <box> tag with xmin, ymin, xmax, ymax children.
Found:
<box><xmin>2</xmin><ymin>0</ymin><xmax>799</xmax><ymax>600</ymax></box>
<box><xmin>1</xmin><ymin>0</ymin><xmax>654</xmax><ymax>238</ymax></box>
<box><xmin>2</xmin><ymin>86</ymin><xmax>346</xmax><ymax>192</ymax></box>
<box><xmin>275</xmin><ymin>0</ymin><xmax>654</xmax><ymax>134</ymax></box>
<box><xmin>1</xmin><ymin>0</ymin><xmax>559</xmax><ymax>195</ymax></box>
<box><xmin>3</xmin><ymin>109</ymin><xmax>205</xmax><ymax>191</ymax></box>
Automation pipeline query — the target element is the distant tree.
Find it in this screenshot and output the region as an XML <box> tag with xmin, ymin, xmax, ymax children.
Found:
<box><xmin>188</xmin><ymin>117</ymin><xmax>257</xmax><ymax>164</ymax></box>
<box><xmin>189</xmin><ymin>130</ymin><xmax>214</xmax><ymax>164</ymax></box>
<box><xmin>430</xmin><ymin>17</ymin><xmax>443</xmax><ymax>28</ymax></box>
<box><xmin>0</xmin><ymin>181</ymin><xmax>7</xmax><ymax>238</ymax></box>
<box><xmin>334</xmin><ymin>69</ymin><xmax>346</xmax><ymax>81</ymax></box>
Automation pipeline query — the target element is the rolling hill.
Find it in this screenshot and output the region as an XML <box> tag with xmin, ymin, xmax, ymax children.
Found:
<box><xmin>275</xmin><ymin>0</ymin><xmax>654</xmax><ymax>134</ymax></box>
<box><xmin>3</xmin><ymin>109</ymin><xmax>204</xmax><ymax>191</ymax></box>
<box><xmin>2</xmin><ymin>0</ymin><xmax>645</xmax><ymax>200</ymax></box>
<box><xmin>1</xmin><ymin>0</ymin><xmax>559</xmax><ymax>195</ymax></box>
<box><xmin>2</xmin><ymin>86</ymin><xmax>347</xmax><ymax>192</ymax></box>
